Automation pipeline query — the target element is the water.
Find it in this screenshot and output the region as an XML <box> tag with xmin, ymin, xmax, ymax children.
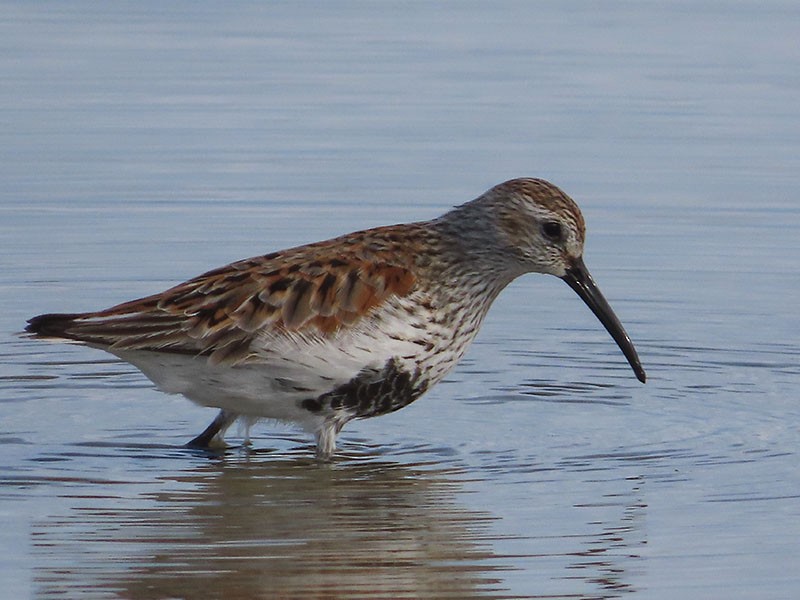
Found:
<box><xmin>2</xmin><ymin>1</ymin><xmax>799</xmax><ymax>598</ymax></box>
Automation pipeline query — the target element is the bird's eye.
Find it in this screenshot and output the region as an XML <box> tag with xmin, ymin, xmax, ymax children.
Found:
<box><xmin>541</xmin><ymin>221</ymin><xmax>563</xmax><ymax>241</ymax></box>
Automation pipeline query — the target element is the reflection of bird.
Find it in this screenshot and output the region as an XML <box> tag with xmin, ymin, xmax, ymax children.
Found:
<box><xmin>32</xmin><ymin>458</ymin><xmax>513</xmax><ymax>598</ymax></box>
<box><xmin>26</xmin><ymin>178</ymin><xmax>645</xmax><ymax>458</ymax></box>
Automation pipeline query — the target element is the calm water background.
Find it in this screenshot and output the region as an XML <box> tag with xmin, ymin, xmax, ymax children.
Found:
<box><xmin>1</xmin><ymin>2</ymin><xmax>799</xmax><ymax>598</ymax></box>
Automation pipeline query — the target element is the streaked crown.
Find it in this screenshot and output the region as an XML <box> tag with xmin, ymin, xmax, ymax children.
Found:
<box><xmin>444</xmin><ymin>178</ymin><xmax>587</xmax><ymax>279</ymax></box>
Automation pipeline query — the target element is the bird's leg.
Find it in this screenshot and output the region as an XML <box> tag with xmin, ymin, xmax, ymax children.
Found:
<box><xmin>187</xmin><ymin>409</ymin><xmax>238</xmax><ymax>449</ymax></box>
<box><xmin>314</xmin><ymin>419</ymin><xmax>344</xmax><ymax>461</ymax></box>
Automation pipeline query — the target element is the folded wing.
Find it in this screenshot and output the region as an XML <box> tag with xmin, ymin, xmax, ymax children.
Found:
<box><xmin>26</xmin><ymin>238</ymin><xmax>418</xmax><ymax>366</ymax></box>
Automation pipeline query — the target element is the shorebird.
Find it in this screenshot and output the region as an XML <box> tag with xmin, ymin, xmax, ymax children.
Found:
<box><xmin>26</xmin><ymin>178</ymin><xmax>645</xmax><ymax>458</ymax></box>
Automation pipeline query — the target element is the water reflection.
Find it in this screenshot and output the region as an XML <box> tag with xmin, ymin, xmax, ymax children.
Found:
<box><xmin>566</xmin><ymin>477</ymin><xmax>646</xmax><ymax>597</ymax></box>
<box><xmin>23</xmin><ymin>443</ymin><xmax>657</xmax><ymax>599</ymax></box>
<box><xmin>31</xmin><ymin>454</ymin><xmax>508</xmax><ymax>599</ymax></box>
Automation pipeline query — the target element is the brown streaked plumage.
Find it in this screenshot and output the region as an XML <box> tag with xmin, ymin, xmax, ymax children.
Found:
<box><xmin>26</xmin><ymin>178</ymin><xmax>646</xmax><ymax>459</ymax></box>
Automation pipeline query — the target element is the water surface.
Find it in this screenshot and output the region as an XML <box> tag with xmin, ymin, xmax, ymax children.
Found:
<box><xmin>1</xmin><ymin>2</ymin><xmax>799</xmax><ymax>598</ymax></box>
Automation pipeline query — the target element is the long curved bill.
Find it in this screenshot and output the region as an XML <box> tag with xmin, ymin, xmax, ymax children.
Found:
<box><xmin>562</xmin><ymin>257</ymin><xmax>646</xmax><ymax>383</ymax></box>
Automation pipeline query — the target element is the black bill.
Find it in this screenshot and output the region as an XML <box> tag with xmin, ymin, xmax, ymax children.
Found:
<box><xmin>562</xmin><ymin>257</ymin><xmax>646</xmax><ymax>383</ymax></box>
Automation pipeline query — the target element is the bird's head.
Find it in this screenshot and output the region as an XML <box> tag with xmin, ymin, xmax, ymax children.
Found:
<box><xmin>464</xmin><ymin>178</ymin><xmax>646</xmax><ymax>383</ymax></box>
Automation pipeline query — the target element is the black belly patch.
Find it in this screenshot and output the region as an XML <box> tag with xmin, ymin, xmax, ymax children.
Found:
<box><xmin>301</xmin><ymin>358</ymin><xmax>428</xmax><ymax>419</ymax></box>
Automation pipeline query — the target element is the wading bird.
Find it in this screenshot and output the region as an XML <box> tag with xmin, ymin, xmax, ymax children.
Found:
<box><xmin>27</xmin><ymin>178</ymin><xmax>645</xmax><ymax>458</ymax></box>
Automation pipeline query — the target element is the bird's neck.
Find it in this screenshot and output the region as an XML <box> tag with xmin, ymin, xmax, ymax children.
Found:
<box><xmin>428</xmin><ymin>205</ymin><xmax>521</xmax><ymax>292</ymax></box>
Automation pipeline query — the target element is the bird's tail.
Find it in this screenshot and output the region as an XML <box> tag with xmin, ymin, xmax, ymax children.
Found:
<box><xmin>25</xmin><ymin>306</ymin><xmax>200</xmax><ymax>354</ymax></box>
<box><xmin>25</xmin><ymin>313</ymin><xmax>86</xmax><ymax>339</ymax></box>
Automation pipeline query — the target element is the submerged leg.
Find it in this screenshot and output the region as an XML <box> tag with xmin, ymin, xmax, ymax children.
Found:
<box><xmin>315</xmin><ymin>418</ymin><xmax>345</xmax><ymax>460</ymax></box>
<box><xmin>187</xmin><ymin>409</ymin><xmax>238</xmax><ymax>449</ymax></box>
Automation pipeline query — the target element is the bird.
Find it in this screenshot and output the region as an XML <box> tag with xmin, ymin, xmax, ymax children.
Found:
<box><xmin>26</xmin><ymin>178</ymin><xmax>646</xmax><ymax>459</ymax></box>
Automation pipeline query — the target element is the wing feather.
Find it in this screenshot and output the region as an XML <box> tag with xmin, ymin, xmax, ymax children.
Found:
<box><xmin>26</xmin><ymin>227</ymin><xmax>424</xmax><ymax>365</ymax></box>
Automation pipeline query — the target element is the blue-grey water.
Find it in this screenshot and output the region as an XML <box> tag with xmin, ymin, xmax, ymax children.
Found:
<box><xmin>2</xmin><ymin>2</ymin><xmax>799</xmax><ymax>598</ymax></box>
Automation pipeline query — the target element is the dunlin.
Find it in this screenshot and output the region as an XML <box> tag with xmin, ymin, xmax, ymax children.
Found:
<box><xmin>26</xmin><ymin>178</ymin><xmax>645</xmax><ymax>458</ymax></box>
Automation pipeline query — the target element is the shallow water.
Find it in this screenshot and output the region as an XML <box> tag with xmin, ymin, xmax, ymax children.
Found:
<box><xmin>2</xmin><ymin>2</ymin><xmax>799</xmax><ymax>598</ymax></box>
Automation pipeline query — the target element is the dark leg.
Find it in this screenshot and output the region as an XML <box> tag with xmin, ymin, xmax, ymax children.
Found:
<box><xmin>187</xmin><ymin>409</ymin><xmax>238</xmax><ymax>448</ymax></box>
